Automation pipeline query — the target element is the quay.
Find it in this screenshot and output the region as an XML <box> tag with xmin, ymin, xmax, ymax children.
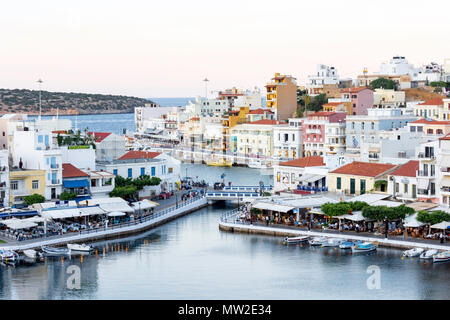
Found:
<box><xmin>218</xmin><ymin>211</ymin><xmax>450</xmax><ymax>251</ymax></box>
<box><xmin>0</xmin><ymin>196</ymin><xmax>208</xmax><ymax>251</ymax></box>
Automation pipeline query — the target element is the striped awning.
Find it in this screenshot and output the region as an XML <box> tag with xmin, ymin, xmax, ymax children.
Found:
<box><xmin>417</xmin><ymin>178</ymin><xmax>430</xmax><ymax>190</ymax></box>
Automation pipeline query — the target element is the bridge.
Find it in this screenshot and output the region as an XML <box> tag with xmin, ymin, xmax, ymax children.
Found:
<box><xmin>222</xmin><ymin>185</ymin><xmax>273</xmax><ymax>192</ymax></box>
<box><xmin>205</xmin><ymin>185</ymin><xmax>273</xmax><ymax>201</ymax></box>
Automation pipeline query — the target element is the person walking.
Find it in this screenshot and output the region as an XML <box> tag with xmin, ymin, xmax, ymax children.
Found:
<box><xmin>440</xmin><ymin>232</ymin><xmax>444</xmax><ymax>244</ymax></box>
<box><xmin>265</xmin><ymin>215</ymin><xmax>269</xmax><ymax>226</ymax></box>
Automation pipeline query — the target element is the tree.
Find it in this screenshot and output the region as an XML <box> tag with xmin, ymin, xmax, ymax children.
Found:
<box><xmin>370</xmin><ymin>77</ymin><xmax>397</xmax><ymax>90</ymax></box>
<box><xmin>417</xmin><ymin>210</ymin><xmax>450</xmax><ymax>225</ymax></box>
<box><xmin>362</xmin><ymin>205</ymin><xmax>406</xmax><ymax>221</ymax></box>
<box><xmin>57</xmin><ymin>133</ymin><xmax>63</xmax><ymax>146</ymax></box>
<box><xmin>321</xmin><ymin>202</ymin><xmax>352</xmax><ymax>217</ymax></box>
<box><xmin>109</xmin><ymin>185</ymin><xmax>137</xmax><ymax>199</ymax></box>
<box><xmin>24</xmin><ymin>194</ymin><xmax>45</xmax><ymax>206</ymax></box>
<box><xmin>306</xmin><ymin>93</ymin><xmax>328</xmax><ymax>112</ymax></box>
<box><xmin>60</xmin><ymin>191</ymin><xmax>77</xmax><ymax>201</ymax></box>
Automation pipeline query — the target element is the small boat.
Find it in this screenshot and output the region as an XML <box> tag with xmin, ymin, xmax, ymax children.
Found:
<box><xmin>23</xmin><ymin>249</ymin><xmax>43</xmax><ymax>259</ymax></box>
<box><xmin>322</xmin><ymin>238</ymin><xmax>346</xmax><ymax>247</ymax></box>
<box><xmin>0</xmin><ymin>249</ymin><xmax>19</xmax><ymax>262</ymax></box>
<box><xmin>309</xmin><ymin>237</ymin><xmax>328</xmax><ymax>246</ymax></box>
<box><xmin>282</xmin><ymin>236</ymin><xmax>309</xmax><ymax>245</ymax></box>
<box><xmin>41</xmin><ymin>246</ymin><xmax>71</xmax><ymax>256</ymax></box>
<box><xmin>433</xmin><ymin>251</ymin><xmax>450</xmax><ymax>263</ymax></box>
<box><xmin>206</xmin><ymin>158</ymin><xmax>232</xmax><ymax>167</ymax></box>
<box><xmin>339</xmin><ymin>240</ymin><xmax>362</xmax><ymax>249</ymax></box>
<box><xmin>419</xmin><ymin>249</ymin><xmax>438</xmax><ymax>260</ymax></box>
<box><xmin>67</xmin><ymin>243</ymin><xmax>93</xmax><ymax>252</ymax></box>
<box><xmin>351</xmin><ymin>242</ymin><xmax>377</xmax><ymax>253</ymax></box>
<box><xmin>402</xmin><ymin>247</ymin><xmax>424</xmax><ymax>257</ymax></box>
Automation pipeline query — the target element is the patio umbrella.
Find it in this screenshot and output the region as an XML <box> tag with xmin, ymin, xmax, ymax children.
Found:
<box><xmin>430</xmin><ymin>221</ymin><xmax>450</xmax><ymax>230</ymax></box>
<box><xmin>107</xmin><ymin>211</ymin><xmax>126</xmax><ymax>217</ymax></box>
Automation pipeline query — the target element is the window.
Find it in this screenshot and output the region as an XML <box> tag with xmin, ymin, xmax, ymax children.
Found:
<box><xmin>410</xmin><ymin>126</ymin><xmax>416</xmax><ymax>132</ymax></box>
<box><xmin>113</xmin><ymin>169</ymin><xmax>118</xmax><ymax>176</ymax></box>
<box><xmin>32</xmin><ymin>180</ymin><xmax>39</xmax><ymax>189</ymax></box>
<box><xmin>140</xmin><ymin>167</ymin><xmax>145</xmax><ymax>176</ymax></box>
<box><xmin>361</xmin><ymin>122</ymin><xmax>365</xmax><ymax>130</ymax></box>
<box><xmin>417</xmin><ymin>126</ymin><xmax>423</xmax><ymax>132</ymax></box>
<box><xmin>291</xmin><ymin>173</ymin><xmax>295</xmax><ymax>184</ymax></box>
<box><xmin>91</xmin><ymin>179</ymin><xmax>97</xmax><ymax>187</ymax></box>
<box><xmin>371</xmin><ymin>122</ymin><xmax>375</xmax><ymax>130</ymax></box>
<box><xmin>336</xmin><ymin>177</ymin><xmax>341</xmax><ymax>190</ymax></box>
<box><xmin>395</xmin><ymin>183</ymin><xmax>399</xmax><ymax>193</ymax></box>
<box><xmin>404</xmin><ymin>184</ymin><xmax>408</xmax><ymax>193</ymax></box>
<box><xmin>128</xmin><ymin>168</ymin><xmax>132</xmax><ymax>178</ymax></box>
<box><xmin>437</xmin><ymin>129</ymin><xmax>443</xmax><ymax>134</ymax></box>
<box><xmin>277</xmin><ymin>172</ymin><xmax>280</xmax><ymax>182</ymax></box>
<box><xmin>11</xmin><ymin>180</ymin><xmax>18</xmax><ymax>190</ymax></box>
<box><xmin>168</xmin><ymin>167</ymin><xmax>173</xmax><ymax>173</ymax></box>
<box><xmin>38</xmin><ymin>135</ymin><xmax>43</xmax><ymax>143</ymax></box>
<box><xmin>151</xmin><ymin>167</ymin><xmax>156</xmax><ymax>176</ymax></box>
<box><xmin>351</xmin><ymin>122</ymin><xmax>355</xmax><ymax>129</ymax></box>
<box><xmin>427</xmin><ymin>129</ymin><xmax>433</xmax><ymax>134</ymax></box>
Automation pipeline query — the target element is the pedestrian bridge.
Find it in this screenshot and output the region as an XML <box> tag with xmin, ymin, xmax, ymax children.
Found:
<box><xmin>222</xmin><ymin>185</ymin><xmax>273</xmax><ymax>192</ymax></box>
<box><xmin>205</xmin><ymin>191</ymin><xmax>262</xmax><ymax>201</ymax></box>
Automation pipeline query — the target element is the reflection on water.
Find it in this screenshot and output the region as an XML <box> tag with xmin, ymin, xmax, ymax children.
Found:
<box><xmin>0</xmin><ymin>165</ymin><xmax>449</xmax><ymax>300</ymax></box>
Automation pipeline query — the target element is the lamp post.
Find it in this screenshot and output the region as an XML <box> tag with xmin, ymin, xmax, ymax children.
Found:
<box><xmin>37</xmin><ymin>79</ymin><xmax>43</xmax><ymax>120</ymax></box>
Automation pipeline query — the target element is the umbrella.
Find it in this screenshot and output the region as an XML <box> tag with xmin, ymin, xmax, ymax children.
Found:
<box><xmin>107</xmin><ymin>211</ymin><xmax>126</xmax><ymax>217</ymax></box>
<box><xmin>7</xmin><ymin>220</ymin><xmax>38</xmax><ymax>230</ymax></box>
<box><xmin>403</xmin><ymin>213</ymin><xmax>425</xmax><ymax>228</ymax></box>
<box><xmin>430</xmin><ymin>221</ymin><xmax>450</xmax><ymax>230</ymax></box>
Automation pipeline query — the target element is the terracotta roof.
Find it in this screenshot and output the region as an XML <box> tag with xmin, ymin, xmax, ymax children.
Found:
<box><xmin>418</xmin><ymin>98</ymin><xmax>444</xmax><ymax>106</ymax></box>
<box><xmin>118</xmin><ymin>151</ymin><xmax>161</xmax><ymax>160</ymax></box>
<box><xmin>308</xmin><ymin>111</ymin><xmax>336</xmax><ymax>117</ymax></box>
<box><xmin>410</xmin><ymin>118</ymin><xmax>450</xmax><ymax>125</ymax></box>
<box><xmin>248</xmin><ymin>108</ymin><xmax>274</xmax><ymax>115</ymax></box>
<box><xmin>330</xmin><ymin>161</ymin><xmax>397</xmax><ymax>177</ymax></box>
<box><xmin>279</xmin><ymin>156</ymin><xmax>325</xmax><ymax>168</ymax></box>
<box><xmin>247</xmin><ymin>119</ymin><xmax>285</xmax><ymax>125</ymax></box>
<box><xmin>62</xmin><ymin>163</ymin><xmax>90</xmax><ymax>178</ymax></box>
<box><xmin>389</xmin><ymin>160</ymin><xmax>419</xmax><ymax>177</ymax></box>
<box><xmin>52</xmin><ymin>130</ymin><xmax>67</xmax><ymax>134</ymax></box>
<box><xmin>323</xmin><ymin>102</ymin><xmax>343</xmax><ymax>107</ymax></box>
<box><xmin>87</xmin><ymin>132</ymin><xmax>111</xmax><ymax>142</ymax></box>
<box><xmin>341</xmin><ymin>87</ymin><xmax>371</xmax><ymax>93</ymax></box>
<box><xmin>439</xmin><ymin>133</ymin><xmax>450</xmax><ymax>141</ymax></box>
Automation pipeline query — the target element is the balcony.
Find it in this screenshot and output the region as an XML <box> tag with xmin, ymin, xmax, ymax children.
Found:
<box><xmin>368</xmin><ymin>153</ymin><xmax>379</xmax><ymax>159</ymax></box>
<box><xmin>417</xmin><ymin>189</ymin><xmax>436</xmax><ymax>197</ymax></box>
<box><xmin>417</xmin><ymin>170</ymin><xmax>435</xmax><ymax>178</ymax></box>
<box><xmin>50</xmin><ymin>163</ymin><xmax>59</xmax><ymax>169</ymax></box>
<box><xmin>306</xmin><ymin>129</ymin><xmax>321</xmax><ymax>134</ymax></box>
<box><xmin>417</xmin><ymin>152</ymin><xmax>435</xmax><ymax>160</ymax></box>
<box><xmin>441</xmin><ymin>186</ymin><xmax>450</xmax><ymax>195</ymax></box>
<box><xmin>440</xmin><ymin>167</ymin><xmax>450</xmax><ymax>176</ymax></box>
<box><xmin>48</xmin><ymin>179</ymin><xmax>61</xmax><ymax>185</ymax></box>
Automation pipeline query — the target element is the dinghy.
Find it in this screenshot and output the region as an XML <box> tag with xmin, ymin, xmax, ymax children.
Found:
<box><xmin>67</xmin><ymin>243</ymin><xmax>93</xmax><ymax>252</ymax></box>
<box><xmin>339</xmin><ymin>240</ymin><xmax>362</xmax><ymax>249</ymax></box>
<box><xmin>282</xmin><ymin>236</ymin><xmax>309</xmax><ymax>245</ymax></box>
<box><xmin>433</xmin><ymin>251</ymin><xmax>450</xmax><ymax>263</ymax></box>
<box><xmin>41</xmin><ymin>246</ymin><xmax>71</xmax><ymax>256</ymax></box>
<box><xmin>308</xmin><ymin>237</ymin><xmax>328</xmax><ymax>246</ymax></box>
<box><xmin>351</xmin><ymin>242</ymin><xmax>377</xmax><ymax>253</ymax></box>
<box><xmin>0</xmin><ymin>249</ymin><xmax>19</xmax><ymax>262</ymax></box>
<box><xmin>419</xmin><ymin>249</ymin><xmax>438</xmax><ymax>260</ymax></box>
<box><xmin>402</xmin><ymin>247</ymin><xmax>424</xmax><ymax>257</ymax></box>
<box><xmin>322</xmin><ymin>238</ymin><xmax>346</xmax><ymax>247</ymax></box>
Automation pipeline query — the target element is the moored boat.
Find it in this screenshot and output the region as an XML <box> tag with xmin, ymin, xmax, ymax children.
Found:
<box><xmin>351</xmin><ymin>242</ymin><xmax>377</xmax><ymax>253</ymax></box>
<box><xmin>402</xmin><ymin>247</ymin><xmax>424</xmax><ymax>257</ymax></box>
<box><xmin>41</xmin><ymin>246</ymin><xmax>71</xmax><ymax>256</ymax></box>
<box><xmin>282</xmin><ymin>236</ymin><xmax>309</xmax><ymax>245</ymax></box>
<box><xmin>339</xmin><ymin>240</ymin><xmax>362</xmax><ymax>249</ymax></box>
<box><xmin>308</xmin><ymin>237</ymin><xmax>328</xmax><ymax>246</ymax></box>
<box><xmin>67</xmin><ymin>243</ymin><xmax>93</xmax><ymax>252</ymax></box>
<box><xmin>206</xmin><ymin>158</ymin><xmax>232</xmax><ymax>167</ymax></box>
<box><xmin>322</xmin><ymin>238</ymin><xmax>345</xmax><ymax>247</ymax></box>
<box><xmin>0</xmin><ymin>249</ymin><xmax>19</xmax><ymax>262</ymax></box>
<box><xmin>419</xmin><ymin>249</ymin><xmax>438</xmax><ymax>260</ymax></box>
<box><xmin>433</xmin><ymin>251</ymin><xmax>450</xmax><ymax>263</ymax></box>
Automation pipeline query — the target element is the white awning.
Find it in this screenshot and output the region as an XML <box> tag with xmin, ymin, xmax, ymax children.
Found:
<box><xmin>79</xmin><ymin>206</ymin><xmax>107</xmax><ymax>216</ymax></box>
<box><xmin>107</xmin><ymin>211</ymin><xmax>126</xmax><ymax>217</ymax></box>
<box><xmin>132</xmin><ymin>199</ymin><xmax>159</xmax><ymax>210</ymax></box>
<box><xmin>252</xmin><ymin>202</ymin><xmax>295</xmax><ymax>213</ymax></box>
<box><xmin>417</xmin><ymin>178</ymin><xmax>430</xmax><ymax>190</ymax></box>
<box><xmin>403</xmin><ymin>213</ymin><xmax>425</xmax><ymax>228</ymax></box>
<box><xmin>430</xmin><ymin>221</ymin><xmax>450</xmax><ymax>230</ymax></box>
<box><xmin>100</xmin><ymin>203</ymin><xmax>134</xmax><ymax>213</ymax></box>
<box><xmin>41</xmin><ymin>208</ymin><xmax>81</xmax><ymax>219</ymax></box>
<box><xmin>304</xmin><ymin>174</ymin><xmax>325</xmax><ymax>183</ymax></box>
<box><xmin>347</xmin><ymin>193</ymin><xmax>389</xmax><ymax>204</ymax></box>
<box><xmin>441</xmin><ymin>177</ymin><xmax>450</xmax><ymax>188</ymax></box>
<box><xmin>371</xmin><ymin>200</ymin><xmax>404</xmax><ymax>207</ymax></box>
<box><xmin>341</xmin><ymin>211</ymin><xmax>367</xmax><ymax>222</ymax></box>
<box><xmin>0</xmin><ymin>218</ymin><xmax>20</xmax><ymax>226</ymax></box>
<box><xmin>8</xmin><ymin>220</ymin><xmax>38</xmax><ymax>230</ymax></box>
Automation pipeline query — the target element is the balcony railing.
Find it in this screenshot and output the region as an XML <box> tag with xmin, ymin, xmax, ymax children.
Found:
<box><xmin>49</xmin><ymin>179</ymin><xmax>61</xmax><ymax>185</ymax></box>
<box><xmin>441</xmin><ymin>186</ymin><xmax>450</xmax><ymax>193</ymax></box>
<box><xmin>50</xmin><ymin>163</ymin><xmax>59</xmax><ymax>169</ymax></box>
<box><xmin>417</xmin><ymin>152</ymin><xmax>435</xmax><ymax>159</ymax></box>
<box><xmin>417</xmin><ymin>170</ymin><xmax>434</xmax><ymax>177</ymax></box>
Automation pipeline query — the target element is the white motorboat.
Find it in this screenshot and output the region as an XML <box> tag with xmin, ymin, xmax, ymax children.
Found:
<box><xmin>419</xmin><ymin>249</ymin><xmax>438</xmax><ymax>260</ymax></box>
<box><xmin>339</xmin><ymin>240</ymin><xmax>362</xmax><ymax>249</ymax></box>
<box><xmin>433</xmin><ymin>251</ymin><xmax>450</xmax><ymax>263</ymax></box>
<box><xmin>23</xmin><ymin>249</ymin><xmax>41</xmax><ymax>259</ymax></box>
<box><xmin>67</xmin><ymin>243</ymin><xmax>93</xmax><ymax>252</ymax></box>
<box><xmin>248</xmin><ymin>159</ymin><xmax>265</xmax><ymax>169</ymax></box>
<box><xmin>351</xmin><ymin>242</ymin><xmax>377</xmax><ymax>253</ymax></box>
<box><xmin>309</xmin><ymin>237</ymin><xmax>328</xmax><ymax>246</ymax></box>
<box><xmin>322</xmin><ymin>238</ymin><xmax>346</xmax><ymax>247</ymax></box>
<box><xmin>402</xmin><ymin>247</ymin><xmax>424</xmax><ymax>257</ymax></box>
<box><xmin>282</xmin><ymin>236</ymin><xmax>309</xmax><ymax>245</ymax></box>
<box><xmin>41</xmin><ymin>246</ymin><xmax>71</xmax><ymax>256</ymax></box>
<box><xmin>0</xmin><ymin>249</ymin><xmax>19</xmax><ymax>262</ymax></box>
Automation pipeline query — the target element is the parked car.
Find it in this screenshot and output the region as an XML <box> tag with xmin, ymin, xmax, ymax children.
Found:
<box><xmin>12</xmin><ymin>203</ymin><xmax>29</xmax><ymax>209</ymax></box>
<box><xmin>159</xmin><ymin>192</ymin><xmax>171</xmax><ymax>200</ymax></box>
<box><xmin>67</xmin><ymin>223</ymin><xmax>81</xmax><ymax>232</ymax></box>
<box><xmin>214</xmin><ymin>182</ymin><xmax>225</xmax><ymax>190</ymax></box>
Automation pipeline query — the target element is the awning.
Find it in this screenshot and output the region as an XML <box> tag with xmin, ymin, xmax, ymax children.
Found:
<box><xmin>430</xmin><ymin>221</ymin><xmax>450</xmax><ymax>230</ymax></box>
<box><xmin>441</xmin><ymin>177</ymin><xmax>450</xmax><ymax>188</ymax></box>
<box><xmin>132</xmin><ymin>199</ymin><xmax>159</xmax><ymax>210</ymax></box>
<box><xmin>79</xmin><ymin>206</ymin><xmax>106</xmax><ymax>216</ymax></box>
<box><xmin>41</xmin><ymin>208</ymin><xmax>81</xmax><ymax>219</ymax></box>
<box><xmin>252</xmin><ymin>202</ymin><xmax>295</xmax><ymax>213</ymax></box>
<box><xmin>417</xmin><ymin>178</ymin><xmax>430</xmax><ymax>190</ymax></box>
<box><xmin>100</xmin><ymin>203</ymin><xmax>134</xmax><ymax>213</ymax></box>
<box><xmin>341</xmin><ymin>211</ymin><xmax>367</xmax><ymax>222</ymax></box>
<box><xmin>63</xmin><ymin>179</ymin><xmax>90</xmax><ymax>188</ymax></box>
<box><xmin>403</xmin><ymin>213</ymin><xmax>425</xmax><ymax>228</ymax></box>
<box><xmin>7</xmin><ymin>220</ymin><xmax>38</xmax><ymax>230</ymax></box>
<box><xmin>107</xmin><ymin>211</ymin><xmax>126</xmax><ymax>217</ymax></box>
<box><xmin>303</xmin><ymin>174</ymin><xmax>325</xmax><ymax>183</ymax></box>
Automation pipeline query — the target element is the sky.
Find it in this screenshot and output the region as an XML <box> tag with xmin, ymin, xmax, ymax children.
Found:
<box><xmin>1</xmin><ymin>0</ymin><xmax>449</xmax><ymax>98</ymax></box>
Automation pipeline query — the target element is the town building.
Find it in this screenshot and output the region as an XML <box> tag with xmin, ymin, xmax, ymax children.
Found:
<box><xmin>273</xmin><ymin>119</ymin><xmax>303</xmax><ymax>160</ymax></box>
<box><xmin>437</xmin><ymin>134</ymin><xmax>450</xmax><ymax>208</ymax></box>
<box><xmin>415</xmin><ymin>140</ymin><xmax>439</xmax><ymax>203</ymax></box>
<box><xmin>306</xmin><ymin>64</ymin><xmax>339</xmax><ymax>96</ymax></box>
<box><xmin>387</xmin><ymin>160</ymin><xmax>420</xmax><ymax>201</ymax></box>
<box><xmin>373</xmin><ymin>88</ymin><xmax>406</xmax><ymax>108</ymax></box>
<box><xmin>340</xmin><ymin>87</ymin><xmax>374</xmax><ymax>116</ymax></box>
<box><xmin>246</xmin><ymin>108</ymin><xmax>275</xmax><ymax>123</ymax></box>
<box><xmin>265</xmin><ymin>73</ymin><xmax>298</xmax><ymax>121</ymax></box>
<box><xmin>62</xmin><ymin>163</ymin><xmax>91</xmax><ymax>199</ymax></box>
<box><xmin>9</xmin><ymin>168</ymin><xmax>46</xmax><ymax>206</ymax></box>
<box><xmin>0</xmin><ymin>150</ymin><xmax>9</xmax><ymax>207</ymax></box>
<box><xmin>88</xmin><ymin>132</ymin><xmax>127</xmax><ymax>161</ymax></box>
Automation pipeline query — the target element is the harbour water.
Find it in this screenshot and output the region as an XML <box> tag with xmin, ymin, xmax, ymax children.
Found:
<box><xmin>0</xmin><ymin>164</ymin><xmax>449</xmax><ymax>300</ymax></box>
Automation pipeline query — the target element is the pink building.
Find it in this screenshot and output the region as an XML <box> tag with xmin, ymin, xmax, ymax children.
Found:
<box><xmin>302</xmin><ymin>111</ymin><xmax>347</xmax><ymax>156</ymax></box>
<box><xmin>341</xmin><ymin>87</ymin><xmax>374</xmax><ymax>115</ymax></box>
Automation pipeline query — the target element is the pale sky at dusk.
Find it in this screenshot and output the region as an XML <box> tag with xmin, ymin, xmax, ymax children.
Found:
<box><xmin>1</xmin><ymin>0</ymin><xmax>449</xmax><ymax>98</ymax></box>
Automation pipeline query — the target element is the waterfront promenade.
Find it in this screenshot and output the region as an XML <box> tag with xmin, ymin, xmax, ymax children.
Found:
<box><xmin>219</xmin><ymin>210</ymin><xmax>450</xmax><ymax>251</ymax></box>
<box><xmin>0</xmin><ymin>196</ymin><xmax>208</xmax><ymax>251</ymax></box>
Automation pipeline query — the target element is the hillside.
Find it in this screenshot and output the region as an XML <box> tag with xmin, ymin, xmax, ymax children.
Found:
<box><xmin>402</xmin><ymin>88</ymin><xmax>443</xmax><ymax>102</ymax></box>
<box><xmin>0</xmin><ymin>88</ymin><xmax>153</xmax><ymax>115</ymax></box>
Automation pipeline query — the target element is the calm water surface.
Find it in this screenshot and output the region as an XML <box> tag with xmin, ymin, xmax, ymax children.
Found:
<box><xmin>0</xmin><ymin>165</ymin><xmax>449</xmax><ymax>300</ymax></box>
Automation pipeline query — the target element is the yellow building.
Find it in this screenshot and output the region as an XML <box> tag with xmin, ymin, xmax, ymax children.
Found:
<box><xmin>9</xmin><ymin>168</ymin><xmax>46</xmax><ymax>205</ymax></box>
<box><xmin>265</xmin><ymin>73</ymin><xmax>298</xmax><ymax>121</ymax></box>
<box><xmin>323</xmin><ymin>102</ymin><xmax>352</xmax><ymax>115</ymax></box>
<box><xmin>222</xmin><ymin>107</ymin><xmax>249</xmax><ymax>153</ymax></box>
<box><xmin>328</xmin><ymin>161</ymin><xmax>397</xmax><ymax>195</ymax></box>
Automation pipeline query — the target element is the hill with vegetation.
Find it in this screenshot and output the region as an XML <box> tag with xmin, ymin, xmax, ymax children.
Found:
<box><xmin>0</xmin><ymin>88</ymin><xmax>152</xmax><ymax>115</ymax></box>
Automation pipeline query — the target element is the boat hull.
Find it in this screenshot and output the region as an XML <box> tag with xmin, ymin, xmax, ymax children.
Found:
<box><xmin>282</xmin><ymin>236</ymin><xmax>309</xmax><ymax>245</ymax></box>
<box><xmin>419</xmin><ymin>250</ymin><xmax>438</xmax><ymax>260</ymax></box>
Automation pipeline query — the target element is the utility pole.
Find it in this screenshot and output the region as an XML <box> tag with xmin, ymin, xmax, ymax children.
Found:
<box><xmin>37</xmin><ymin>79</ymin><xmax>43</xmax><ymax>120</ymax></box>
<box><xmin>203</xmin><ymin>78</ymin><xmax>209</xmax><ymax>99</ymax></box>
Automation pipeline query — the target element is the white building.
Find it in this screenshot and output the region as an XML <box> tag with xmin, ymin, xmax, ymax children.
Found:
<box><xmin>0</xmin><ymin>150</ymin><xmax>9</xmax><ymax>207</ymax></box>
<box><xmin>13</xmin><ymin>129</ymin><xmax>63</xmax><ymax>200</ymax></box>
<box><xmin>306</xmin><ymin>64</ymin><xmax>339</xmax><ymax>95</ymax></box>
<box><xmin>373</xmin><ymin>89</ymin><xmax>406</xmax><ymax>108</ymax></box>
<box><xmin>185</xmin><ymin>96</ymin><xmax>230</xmax><ymax>115</ymax></box>
<box><xmin>415</xmin><ymin>140</ymin><xmax>439</xmax><ymax>204</ymax></box>
<box><xmin>60</xmin><ymin>145</ymin><xmax>96</xmax><ymax>170</ymax></box>
<box><xmin>88</xmin><ymin>132</ymin><xmax>127</xmax><ymax>161</ymax></box>
<box><xmin>387</xmin><ymin>160</ymin><xmax>420</xmax><ymax>201</ymax></box>
<box><xmin>273</xmin><ymin>119</ymin><xmax>303</xmax><ymax>160</ymax></box>
<box><xmin>379</xmin><ymin>56</ymin><xmax>418</xmax><ymax>77</ymax></box>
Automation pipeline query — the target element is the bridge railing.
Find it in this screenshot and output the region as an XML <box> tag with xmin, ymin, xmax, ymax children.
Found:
<box><xmin>223</xmin><ymin>185</ymin><xmax>273</xmax><ymax>191</ymax></box>
<box><xmin>206</xmin><ymin>192</ymin><xmax>260</xmax><ymax>198</ymax></box>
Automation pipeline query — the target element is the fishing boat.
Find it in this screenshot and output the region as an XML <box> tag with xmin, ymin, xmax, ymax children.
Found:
<box><xmin>433</xmin><ymin>251</ymin><xmax>450</xmax><ymax>263</ymax></box>
<box><xmin>322</xmin><ymin>238</ymin><xmax>346</xmax><ymax>247</ymax></box>
<box><xmin>402</xmin><ymin>247</ymin><xmax>424</xmax><ymax>257</ymax></box>
<box><xmin>351</xmin><ymin>242</ymin><xmax>377</xmax><ymax>253</ymax></box>
<box><xmin>308</xmin><ymin>237</ymin><xmax>328</xmax><ymax>246</ymax></box>
<box><xmin>0</xmin><ymin>249</ymin><xmax>19</xmax><ymax>262</ymax></box>
<box><xmin>206</xmin><ymin>158</ymin><xmax>232</xmax><ymax>167</ymax></box>
<box><xmin>23</xmin><ymin>249</ymin><xmax>44</xmax><ymax>259</ymax></box>
<box><xmin>248</xmin><ymin>159</ymin><xmax>265</xmax><ymax>169</ymax></box>
<box><xmin>67</xmin><ymin>243</ymin><xmax>93</xmax><ymax>252</ymax></box>
<box><xmin>339</xmin><ymin>240</ymin><xmax>362</xmax><ymax>249</ymax></box>
<box><xmin>41</xmin><ymin>246</ymin><xmax>71</xmax><ymax>256</ymax></box>
<box><xmin>419</xmin><ymin>249</ymin><xmax>438</xmax><ymax>260</ymax></box>
<box><xmin>282</xmin><ymin>236</ymin><xmax>309</xmax><ymax>245</ymax></box>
